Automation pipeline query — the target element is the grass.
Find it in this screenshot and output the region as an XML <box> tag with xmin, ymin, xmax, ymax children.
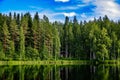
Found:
<box><xmin>0</xmin><ymin>60</ymin><xmax>119</xmax><ymax>65</ymax></box>
<box><xmin>0</xmin><ymin>60</ymin><xmax>91</xmax><ymax>65</ymax></box>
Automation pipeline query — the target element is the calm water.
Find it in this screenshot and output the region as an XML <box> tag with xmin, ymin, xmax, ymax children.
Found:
<box><xmin>0</xmin><ymin>65</ymin><xmax>119</xmax><ymax>80</ymax></box>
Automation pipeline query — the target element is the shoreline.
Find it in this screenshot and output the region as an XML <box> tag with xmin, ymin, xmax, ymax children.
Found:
<box><xmin>0</xmin><ymin>60</ymin><xmax>90</xmax><ymax>65</ymax></box>
<box><xmin>0</xmin><ymin>60</ymin><xmax>119</xmax><ymax>65</ymax></box>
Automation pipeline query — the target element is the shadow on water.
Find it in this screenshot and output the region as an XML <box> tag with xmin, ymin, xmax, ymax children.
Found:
<box><xmin>0</xmin><ymin>64</ymin><xmax>119</xmax><ymax>80</ymax></box>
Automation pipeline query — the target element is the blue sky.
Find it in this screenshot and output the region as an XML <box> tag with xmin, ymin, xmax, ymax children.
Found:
<box><xmin>0</xmin><ymin>0</ymin><xmax>120</xmax><ymax>22</ymax></box>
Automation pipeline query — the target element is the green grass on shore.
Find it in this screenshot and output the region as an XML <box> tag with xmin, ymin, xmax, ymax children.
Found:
<box><xmin>0</xmin><ymin>60</ymin><xmax>90</xmax><ymax>65</ymax></box>
<box><xmin>0</xmin><ymin>60</ymin><xmax>119</xmax><ymax>65</ymax></box>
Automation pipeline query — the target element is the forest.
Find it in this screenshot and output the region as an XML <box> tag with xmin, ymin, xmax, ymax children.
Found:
<box><xmin>0</xmin><ymin>12</ymin><xmax>120</xmax><ymax>61</ymax></box>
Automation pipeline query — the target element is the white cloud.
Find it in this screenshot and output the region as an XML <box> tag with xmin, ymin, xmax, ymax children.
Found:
<box><xmin>79</xmin><ymin>13</ymin><xmax>94</xmax><ymax>21</ymax></box>
<box><xmin>92</xmin><ymin>0</ymin><xmax>120</xmax><ymax>20</ymax></box>
<box><xmin>82</xmin><ymin>0</ymin><xmax>94</xmax><ymax>4</ymax></box>
<box><xmin>55</xmin><ymin>0</ymin><xmax>69</xmax><ymax>2</ymax></box>
<box><xmin>63</xmin><ymin>12</ymin><xmax>76</xmax><ymax>17</ymax></box>
<box><xmin>80</xmin><ymin>13</ymin><xmax>87</xmax><ymax>18</ymax></box>
<box><xmin>57</xmin><ymin>6</ymin><xmax>79</xmax><ymax>10</ymax></box>
<box><xmin>77</xmin><ymin>4</ymin><xmax>87</xmax><ymax>7</ymax></box>
<box><xmin>56</xmin><ymin>4</ymin><xmax>86</xmax><ymax>10</ymax></box>
<box><xmin>78</xmin><ymin>0</ymin><xmax>120</xmax><ymax>21</ymax></box>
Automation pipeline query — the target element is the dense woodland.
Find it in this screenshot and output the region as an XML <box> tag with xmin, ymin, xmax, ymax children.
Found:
<box><xmin>0</xmin><ymin>12</ymin><xmax>120</xmax><ymax>61</ymax></box>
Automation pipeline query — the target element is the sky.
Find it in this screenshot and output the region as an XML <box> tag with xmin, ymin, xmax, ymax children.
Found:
<box><xmin>0</xmin><ymin>0</ymin><xmax>120</xmax><ymax>22</ymax></box>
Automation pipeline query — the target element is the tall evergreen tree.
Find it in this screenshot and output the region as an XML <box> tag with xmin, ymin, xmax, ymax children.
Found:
<box><xmin>67</xmin><ymin>22</ymin><xmax>74</xmax><ymax>58</ymax></box>
<box><xmin>72</xmin><ymin>16</ymin><xmax>81</xmax><ymax>58</ymax></box>
<box><xmin>32</xmin><ymin>15</ymin><xmax>39</xmax><ymax>49</ymax></box>
<box><xmin>10</xmin><ymin>19</ymin><xmax>19</xmax><ymax>52</ymax></box>
<box><xmin>2</xmin><ymin>21</ymin><xmax>10</xmax><ymax>56</ymax></box>
<box><xmin>52</xmin><ymin>26</ymin><xmax>61</xmax><ymax>60</ymax></box>
<box><xmin>62</xmin><ymin>16</ymin><xmax>69</xmax><ymax>58</ymax></box>
<box><xmin>0</xmin><ymin>42</ymin><xmax>5</xmax><ymax>60</ymax></box>
<box><xmin>42</xmin><ymin>15</ymin><xmax>53</xmax><ymax>59</ymax></box>
<box><xmin>20</xmin><ymin>25</ymin><xmax>25</xmax><ymax>60</ymax></box>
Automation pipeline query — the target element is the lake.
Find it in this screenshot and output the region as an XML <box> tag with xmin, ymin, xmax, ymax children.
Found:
<box><xmin>0</xmin><ymin>64</ymin><xmax>119</xmax><ymax>80</ymax></box>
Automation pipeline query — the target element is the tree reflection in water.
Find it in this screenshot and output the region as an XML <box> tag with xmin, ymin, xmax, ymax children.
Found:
<box><xmin>0</xmin><ymin>65</ymin><xmax>119</xmax><ymax>80</ymax></box>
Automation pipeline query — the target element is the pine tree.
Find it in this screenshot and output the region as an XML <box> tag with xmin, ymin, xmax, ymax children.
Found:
<box><xmin>42</xmin><ymin>42</ymin><xmax>49</xmax><ymax>60</ymax></box>
<box><xmin>20</xmin><ymin>26</ymin><xmax>25</xmax><ymax>60</ymax></box>
<box><xmin>42</xmin><ymin>15</ymin><xmax>53</xmax><ymax>59</ymax></box>
<box><xmin>0</xmin><ymin>42</ymin><xmax>5</xmax><ymax>60</ymax></box>
<box><xmin>9</xmin><ymin>41</ymin><xmax>15</xmax><ymax>59</ymax></box>
<box><xmin>72</xmin><ymin>16</ymin><xmax>81</xmax><ymax>58</ymax></box>
<box><xmin>10</xmin><ymin>19</ymin><xmax>19</xmax><ymax>52</ymax></box>
<box><xmin>26</xmin><ymin>13</ymin><xmax>33</xmax><ymax>48</ymax></box>
<box><xmin>111</xmin><ymin>32</ymin><xmax>117</xmax><ymax>59</ymax></box>
<box><xmin>52</xmin><ymin>26</ymin><xmax>61</xmax><ymax>60</ymax></box>
<box><xmin>67</xmin><ymin>22</ymin><xmax>74</xmax><ymax>58</ymax></box>
<box><xmin>62</xmin><ymin>16</ymin><xmax>69</xmax><ymax>58</ymax></box>
<box><xmin>2</xmin><ymin>21</ymin><xmax>10</xmax><ymax>57</ymax></box>
<box><xmin>32</xmin><ymin>15</ymin><xmax>39</xmax><ymax>49</ymax></box>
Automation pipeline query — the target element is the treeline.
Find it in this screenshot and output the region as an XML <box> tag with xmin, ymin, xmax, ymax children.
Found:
<box><xmin>0</xmin><ymin>12</ymin><xmax>120</xmax><ymax>61</ymax></box>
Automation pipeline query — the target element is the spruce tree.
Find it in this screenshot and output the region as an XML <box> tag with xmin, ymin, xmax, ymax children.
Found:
<box><xmin>2</xmin><ymin>21</ymin><xmax>10</xmax><ymax>58</ymax></box>
<box><xmin>10</xmin><ymin>19</ymin><xmax>19</xmax><ymax>52</ymax></box>
<box><xmin>52</xmin><ymin>26</ymin><xmax>61</xmax><ymax>60</ymax></box>
<box><xmin>20</xmin><ymin>26</ymin><xmax>25</xmax><ymax>60</ymax></box>
<box><xmin>62</xmin><ymin>16</ymin><xmax>69</xmax><ymax>58</ymax></box>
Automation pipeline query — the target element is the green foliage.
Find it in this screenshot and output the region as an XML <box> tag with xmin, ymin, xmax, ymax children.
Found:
<box><xmin>52</xmin><ymin>26</ymin><xmax>61</xmax><ymax>60</ymax></box>
<box><xmin>0</xmin><ymin>42</ymin><xmax>5</xmax><ymax>60</ymax></box>
<box><xmin>41</xmin><ymin>43</ymin><xmax>52</xmax><ymax>60</ymax></box>
<box><xmin>2</xmin><ymin>21</ymin><xmax>10</xmax><ymax>54</ymax></box>
<box><xmin>20</xmin><ymin>26</ymin><xmax>25</xmax><ymax>60</ymax></box>
<box><xmin>9</xmin><ymin>19</ymin><xmax>19</xmax><ymax>52</ymax></box>
<box><xmin>25</xmin><ymin>47</ymin><xmax>39</xmax><ymax>60</ymax></box>
<box><xmin>0</xmin><ymin>13</ymin><xmax>120</xmax><ymax>61</ymax></box>
<box><xmin>9</xmin><ymin>41</ymin><xmax>15</xmax><ymax>59</ymax></box>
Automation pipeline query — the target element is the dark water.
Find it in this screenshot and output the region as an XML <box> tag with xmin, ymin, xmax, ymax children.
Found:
<box><xmin>0</xmin><ymin>65</ymin><xmax>119</xmax><ymax>80</ymax></box>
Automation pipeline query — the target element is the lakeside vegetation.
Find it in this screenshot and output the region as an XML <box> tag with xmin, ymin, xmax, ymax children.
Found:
<box><xmin>0</xmin><ymin>12</ymin><xmax>120</xmax><ymax>62</ymax></box>
<box><xmin>0</xmin><ymin>60</ymin><xmax>119</xmax><ymax>65</ymax></box>
<box><xmin>0</xmin><ymin>60</ymin><xmax>90</xmax><ymax>65</ymax></box>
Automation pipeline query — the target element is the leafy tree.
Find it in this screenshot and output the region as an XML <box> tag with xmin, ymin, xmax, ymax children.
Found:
<box><xmin>95</xmin><ymin>28</ymin><xmax>111</xmax><ymax>61</ymax></box>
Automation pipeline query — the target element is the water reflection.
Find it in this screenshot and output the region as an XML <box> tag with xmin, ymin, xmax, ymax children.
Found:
<box><xmin>0</xmin><ymin>65</ymin><xmax>119</xmax><ymax>80</ymax></box>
